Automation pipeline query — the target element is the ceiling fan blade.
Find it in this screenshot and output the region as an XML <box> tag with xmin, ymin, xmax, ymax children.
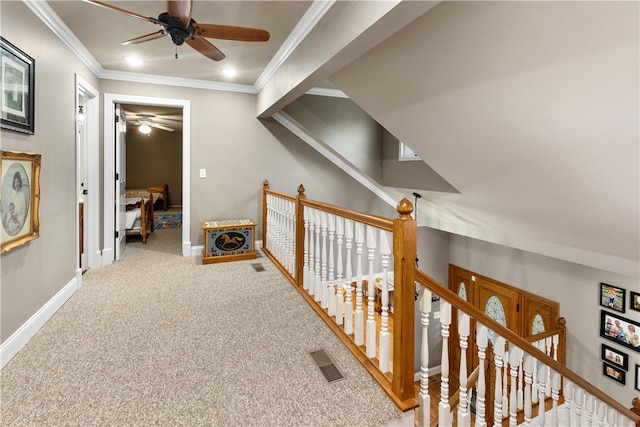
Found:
<box><xmin>167</xmin><ymin>0</ymin><xmax>192</xmax><ymax>27</ymax></box>
<box><xmin>82</xmin><ymin>0</ymin><xmax>165</xmax><ymax>26</ymax></box>
<box><xmin>185</xmin><ymin>37</ymin><xmax>225</xmax><ymax>61</ymax></box>
<box><xmin>193</xmin><ymin>23</ymin><xmax>270</xmax><ymax>42</ymax></box>
<box><xmin>150</xmin><ymin>123</ymin><xmax>175</xmax><ymax>132</ymax></box>
<box><xmin>122</xmin><ymin>30</ymin><xmax>166</xmax><ymax>45</ymax></box>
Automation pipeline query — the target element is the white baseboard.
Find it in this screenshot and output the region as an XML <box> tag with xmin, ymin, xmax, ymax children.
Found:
<box><xmin>0</xmin><ymin>277</ymin><xmax>79</xmax><ymax>369</ymax></box>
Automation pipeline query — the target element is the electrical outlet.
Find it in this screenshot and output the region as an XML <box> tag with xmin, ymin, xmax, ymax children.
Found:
<box><xmin>433</xmin><ymin>311</ymin><xmax>440</xmax><ymax>319</ymax></box>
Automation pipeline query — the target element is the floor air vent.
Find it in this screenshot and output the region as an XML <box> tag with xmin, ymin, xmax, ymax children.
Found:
<box><xmin>309</xmin><ymin>349</ymin><xmax>344</xmax><ymax>383</ymax></box>
<box><xmin>251</xmin><ymin>263</ymin><xmax>265</xmax><ymax>272</ymax></box>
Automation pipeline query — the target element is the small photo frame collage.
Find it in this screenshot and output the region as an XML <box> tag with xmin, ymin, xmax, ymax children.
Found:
<box><xmin>598</xmin><ymin>282</ymin><xmax>640</xmax><ymax>389</ymax></box>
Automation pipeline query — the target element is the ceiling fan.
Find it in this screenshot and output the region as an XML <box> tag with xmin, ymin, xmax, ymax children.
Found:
<box><xmin>127</xmin><ymin>113</ymin><xmax>176</xmax><ymax>134</ymax></box>
<box><xmin>83</xmin><ymin>0</ymin><xmax>271</xmax><ymax>61</ymax></box>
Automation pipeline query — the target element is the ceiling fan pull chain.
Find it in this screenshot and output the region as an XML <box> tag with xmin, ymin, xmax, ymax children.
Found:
<box><xmin>175</xmin><ymin>45</ymin><xmax>178</xmax><ymax>59</ymax></box>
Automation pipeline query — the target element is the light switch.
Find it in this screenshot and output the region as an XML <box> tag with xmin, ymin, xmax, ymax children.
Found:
<box><xmin>199</xmin><ymin>168</ymin><xmax>206</xmax><ymax>178</ymax></box>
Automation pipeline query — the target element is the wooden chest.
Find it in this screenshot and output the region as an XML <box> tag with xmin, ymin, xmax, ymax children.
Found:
<box><xmin>201</xmin><ymin>219</ymin><xmax>256</xmax><ymax>264</ymax></box>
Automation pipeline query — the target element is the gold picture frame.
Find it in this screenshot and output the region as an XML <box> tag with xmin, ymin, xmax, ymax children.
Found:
<box><xmin>1</xmin><ymin>150</ymin><xmax>40</xmax><ymax>253</ymax></box>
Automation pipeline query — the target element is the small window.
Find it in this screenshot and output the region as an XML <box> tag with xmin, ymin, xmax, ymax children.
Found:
<box><xmin>485</xmin><ymin>296</ymin><xmax>507</xmax><ymax>343</ymax></box>
<box><xmin>399</xmin><ymin>142</ymin><xmax>421</xmax><ymax>161</ymax></box>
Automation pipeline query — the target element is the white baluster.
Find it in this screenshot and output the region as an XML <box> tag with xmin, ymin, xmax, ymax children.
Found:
<box><xmin>545</xmin><ymin>337</ymin><xmax>552</xmax><ymax>397</ymax></box>
<box><xmin>502</xmin><ymin>349</ymin><xmax>509</xmax><ymax>416</ymax></box>
<box><xmin>595</xmin><ymin>400</ymin><xmax>604</xmax><ymax>427</ymax></box>
<box><xmin>417</xmin><ymin>288</ymin><xmax>432</xmax><ymax>427</ymax></box>
<box><xmin>509</xmin><ymin>347</ymin><xmax>523</xmax><ymax>427</ymax></box>
<box><xmin>518</xmin><ymin>358</ymin><xmax>524</xmax><ymax>410</ymax></box>
<box><xmin>354</xmin><ymin>222</ymin><xmax>365</xmax><ymax>346</ymax></box>
<box><xmin>320</xmin><ymin>211</ymin><xmax>328</xmax><ymax>309</ymax></box>
<box><xmin>314</xmin><ymin>209</ymin><xmax>322</xmax><ymax>301</ymax></box>
<box><xmin>574</xmin><ymin>386</ymin><xmax>584</xmax><ymax>427</ymax></box>
<box><xmin>564</xmin><ymin>379</ymin><xmax>573</xmax><ymax>426</ymax></box>
<box><xmin>458</xmin><ymin>312</ymin><xmax>471</xmax><ymax>427</ymax></box>
<box><xmin>523</xmin><ymin>353</ymin><xmax>534</xmax><ymax>427</ymax></box>
<box><xmin>307</xmin><ymin>207</ymin><xmax>315</xmax><ymax>296</ymax></box>
<box><xmin>550</xmin><ymin>371</ymin><xmax>560</xmax><ymax>426</ymax></box>
<box><xmin>378</xmin><ymin>230</ymin><xmax>392</xmax><ymax>373</ymax></box>
<box><xmin>585</xmin><ymin>393</ymin><xmax>595</xmax><ymax>427</ymax></box>
<box><xmin>335</xmin><ymin>217</ymin><xmax>344</xmax><ymax>326</ymax></box>
<box><xmin>327</xmin><ymin>214</ymin><xmax>336</xmax><ymax>315</ymax></box>
<box><xmin>475</xmin><ymin>324</ymin><xmax>488</xmax><ymax>427</ymax></box>
<box><xmin>493</xmin><ymin>337</ymin><xmax>505</xmax><ymax>427</ymax></box>
<box><xmin>605</xmin><ymin>404</ymin><xmax>615</xmax><ymax>427</ymax></box>
<box><xmin>302</xmin><ymin>205</ymin><xmax>310</xmax><ymax>291</ymax></box>
<box><xmin>366</xmin><ymin>225</ymin><xmax>377</xmax><ymax>359</ymax></box>
<box><xmin>343</xmin><ymin>219</ymin><xmax>354</xmax><ymax>335</ymax></box>
<box><xmin>537</xmin><ymin>363</ymin><xmax>547</xmax><ymax>427</ymax></box>
<box><xmin>439</xmin><ymin>301</ymin><xmax>452</xmax><ymax>427</ymax></box>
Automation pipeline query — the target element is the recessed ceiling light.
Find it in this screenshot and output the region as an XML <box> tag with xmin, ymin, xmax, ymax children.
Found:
<box><xmin>222</xmin><ymin>68</ymin><xmax>237</xmax><ymax>78</ymax></box>
<box><xmin>125</xmin><ymin>56</ymin><xmax>144</xmax><ymax>67</ymax></box>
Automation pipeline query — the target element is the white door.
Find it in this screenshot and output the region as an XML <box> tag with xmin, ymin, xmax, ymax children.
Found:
<box><xmin>115</xmin><ymin>105</ymin><xmax>127</xmax><ymax>260</ymax></box>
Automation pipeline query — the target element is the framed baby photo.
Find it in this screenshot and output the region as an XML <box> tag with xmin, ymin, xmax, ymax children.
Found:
<box><xmin>1</xmin><ymin>37</ymin><xmax>35</xmax><ymax>134</ymax></box>
<box><xmin>631</xmin><ymin>291</ymin><xmax>640</xmax><ymax>313</ymax></box>
<box><xmin>601</xmin><ymin>343</ymin><xmax>628</xmax><ymax>371</ymax></box>
<box><xmin>603</xmin><ymin>362</ymin><xmax>626</xmax><ymax>385</ymax></box>
<box><xmin>599</xmin><ymin>282</ymin><xmax>625</xmax><ymax>313</ymax></box>
<box><xmin>1</xmin><ymin>150</ymin><xmax>40</xmax><ymax>253</ymax></box>
<box><xmin>600</xmin><ymin>310</ymin><xmax>640</xmax><ymax>353</ymax></box>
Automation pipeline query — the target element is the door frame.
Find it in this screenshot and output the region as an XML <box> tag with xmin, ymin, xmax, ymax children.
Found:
<box><xmin>75</xmin><ymin>75</ymin><xmax>99</xmax><ymax>275</ymax></box>
<box><xmin>102</xmin><ymin>93</ymin><xmax>191</xmax><ymax>264</ymax></box>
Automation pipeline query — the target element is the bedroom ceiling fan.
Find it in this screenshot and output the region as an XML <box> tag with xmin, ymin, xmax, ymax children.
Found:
<box><xmin>127</xmin><ymin>113</ymin><xmax>176</xmax><ymax>134</ymax></box>
<box><xmin>83</xmin><ymin>0</ymin><xmax>271</xmax><ymax>61</ymax></box>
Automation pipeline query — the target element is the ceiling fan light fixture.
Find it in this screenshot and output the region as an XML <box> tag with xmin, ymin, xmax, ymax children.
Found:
<box><xmin>138</xmin><ymin>123</ymin><xmax>152</xmax><ymax>135</ymax></box>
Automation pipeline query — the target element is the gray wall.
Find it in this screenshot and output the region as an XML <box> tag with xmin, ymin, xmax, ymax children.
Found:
<box><xmin>125</xmin><ymin>126</ymin><xmax>183</xmax><ymax>206</ymax></box>
<box><xmin>283</xmin><ymin>95</ymin><xmax>383</xmax><ymax>181</ymax></box>
<box><xmin>0</xmin><ymin>1</ymin><xmax>100</xmax><ymax>341</ymax></box>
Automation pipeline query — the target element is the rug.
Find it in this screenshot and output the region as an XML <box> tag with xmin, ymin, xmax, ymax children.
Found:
<box><xmin>154</xmin><ymin>212</ymin><xmax>182</xmax><ymax>229</ymax></box>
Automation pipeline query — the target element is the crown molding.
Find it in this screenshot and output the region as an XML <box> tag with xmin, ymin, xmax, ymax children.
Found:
<box><xmin>25</xmin><ymin>0</ymin><xmax>336</xmax><ymax>96</ymax></box>
<box><xmin>305</xmin><ymin>87</ymin><xmax>348</xmax><ymax>98</ymax></box>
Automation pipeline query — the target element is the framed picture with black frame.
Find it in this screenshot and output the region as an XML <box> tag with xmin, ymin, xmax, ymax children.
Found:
<box><xmin>603</xmin><ymin>362</ymin><xmax>626</xmax><ymax>385</ymax></box>
<box><xmin>600</xmin><ymin>310</ymin><xmax>640</xmax><ymax>352</ymax></box>
<box><xmin>601</xmin><ymin>343</ymin><xmax>628</xmax><ymax>371</ymax></box>
<box><xmin>635</xmin><ymin>364</ymin><xmax>640</xmax><ymax>392</ymax></box>
<box><xmin>599</xmin><ymin>282</ymin><xmax>625</xmax><ymax>313</ymax></box>
<box><xmin>1</xmin><ymin>37</ymin><xmax>35</xmax><ymax>134</ymax></box>
<box><xmin>631</xmin><ymin>291</ymin><xmax>640</xmax><ymax>313</ymax></box>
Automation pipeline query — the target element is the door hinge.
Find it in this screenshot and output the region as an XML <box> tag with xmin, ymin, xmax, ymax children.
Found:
<box><xmin>115</xmin><ymin>173</ymin><xmax>119</xmax><ymax>181</ymax></box>
<box><xmin>516</xmin><ymin>303</ymin><xmax>520</xmax><ymax>312</ymax></box>
<box><xmin>115</xmin><ymin>115</ymin><xmax>119</xmax><ymax>123</ymax></box>
<box><xmin>115</xmin><ymin>231</ymin><xmax>119</xmax><ymax>239</ymax></box>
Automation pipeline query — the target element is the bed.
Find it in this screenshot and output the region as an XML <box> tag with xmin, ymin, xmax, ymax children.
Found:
<box><xmin>125</xmin><ymin>195</ymin><xmax>154</xmax><ymax>244</ymax></box>
<box><xmin>125</xmin><ymin>184</ymin><xmax>168</xmax><ymax>211</ymax></box>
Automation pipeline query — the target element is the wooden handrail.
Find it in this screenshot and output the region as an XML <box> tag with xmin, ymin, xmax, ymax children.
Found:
<box><xmin>301</xmin><ymin>199</ymin><xmax>394</xmax><ymax>231</ymax></box>
<box><xmin>524</xmin><ymin>322</ymin><xmax>565</xmax><ymax>343</ymax></box>
<box><xmin>415</xmin><ymin>269</ymin><xmax>640</xmax><ymax>424</ymax></box>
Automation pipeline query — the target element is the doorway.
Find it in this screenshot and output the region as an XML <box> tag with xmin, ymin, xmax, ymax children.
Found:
<box><xmin>75</xmin><ymin>75</ymin><xmax>99</xmax><ymax>276</ymax></box>
<box><xmin>103</xmin><ymin>94</ymin><xmax>191</xmax><ymax>265</ymax></box>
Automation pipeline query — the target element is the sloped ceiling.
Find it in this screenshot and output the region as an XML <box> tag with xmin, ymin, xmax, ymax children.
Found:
<box><xmin>329</xmin><ymin>1</ymin><xmax>639</xmax><ymax>275</ymax></box>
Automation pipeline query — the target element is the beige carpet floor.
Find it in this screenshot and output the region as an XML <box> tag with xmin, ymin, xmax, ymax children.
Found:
<box><xmin>0</xmin><ymin>228</ymin><xmax>403</xmax><ymax>426</ymax></box>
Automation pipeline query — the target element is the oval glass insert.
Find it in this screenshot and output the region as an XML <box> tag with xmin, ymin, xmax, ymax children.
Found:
<box><xmin>458</xmin><ymin>282</ymin><xmax>467</xmax><ymax>300</ymax></box>
<box><xmin>485</xmin><ymin>296</ymin><xmax>507</xmax><ymax>342</ymax></box>
<box><xmin>532</xmin><ymin>313</ymin><xmax>545</xmax><ymax>335</ymax></box>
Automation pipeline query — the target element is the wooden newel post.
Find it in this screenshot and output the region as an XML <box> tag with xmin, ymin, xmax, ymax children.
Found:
<box><xmin>392</xmin><ymin>197</ymin><xmax>417</xmax><ymax>403</ymax></box>
<box><xmin>295</xmin><ymin>184</ymin><xmax>306</xmax><ymax>287</ymax></box>
<box><xmin>262</xmin><ymin>180</ymin><xmax>269</xmax><ymax>246</ymax></box>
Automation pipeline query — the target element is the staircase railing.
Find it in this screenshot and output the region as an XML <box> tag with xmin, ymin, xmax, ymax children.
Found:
<box><xmin>261</xmin><ymin>181</ymin><xmax>640</xmax><ymax>426</ymax></box>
